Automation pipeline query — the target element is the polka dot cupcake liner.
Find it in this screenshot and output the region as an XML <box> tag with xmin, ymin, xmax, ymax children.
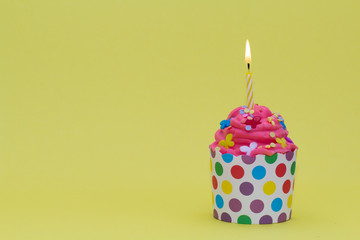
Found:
<box><xmin>210</xmin><ymin>149</ymin><xmax>297</xmax><ymax>224</ymax></box>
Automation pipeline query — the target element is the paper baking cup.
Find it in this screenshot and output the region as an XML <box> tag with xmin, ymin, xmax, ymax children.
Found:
<box><xmin>210</xmin><ymin>149</ymin><xmax>297</xmax><ymax>224</ymax></box>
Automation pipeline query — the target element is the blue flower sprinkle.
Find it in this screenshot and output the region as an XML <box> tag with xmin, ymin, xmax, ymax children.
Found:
<box><xmin>220</xmin><ymin>118</ymin><xmax>232</xmax><ymax>129</ymax></box>
<box><xmin>279</xmin><ymin>121</ymin><xmax>286</xmax><ymax>130</ymax></box>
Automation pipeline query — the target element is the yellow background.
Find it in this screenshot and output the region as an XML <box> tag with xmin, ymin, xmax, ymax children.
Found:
<box><xmin>0</xmin><ymin>0</ymin><xmax>359</xmax><ymax>239</ymax></box>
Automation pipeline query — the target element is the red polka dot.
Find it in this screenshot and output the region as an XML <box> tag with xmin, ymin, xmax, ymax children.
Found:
<box><xmin>283</xmin><ymin>180</ymin><xmax>291</xmax><ymax>194</ymax></box>
<box><xmin>212</xmin><ymin>176</ymin><xmax>218</xmax><ymax>189</ymax></box>
<box><xmin>276</xmin><ymin>163</ymin><xmax>286</xmax><ymax>177</ymax></box>
<box><xmin>231</xmin><ymin>165</ymin><xmax>244</xmax><ymax>179</ymax></box>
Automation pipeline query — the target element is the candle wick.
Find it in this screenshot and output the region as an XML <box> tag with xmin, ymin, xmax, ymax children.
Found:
<box><xmin>247</xmin><ymin>63</ymin><xmax>250</xmax><ymax>71</ymax></box>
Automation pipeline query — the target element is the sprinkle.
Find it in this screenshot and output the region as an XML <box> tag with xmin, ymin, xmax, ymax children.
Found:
<box><xmin>220</xmin><ymin>118</ymin><xmax>231</xmax><ymax>129</ymax></box>
<box><xmin>276</xmin><ymin>137</ymin><xmax>287</xmax><ymax>148</ymax></box>
<box><xmin>253</xmin><ymin>116</ymin><xmax>261</xmax><ymax>122</ymax></box>
<box><xmin>219</xmin><ymin>134</ymin><xmax>235</xmax><ymax>149</ymax></box>
<box><xmin>265</xmin><ymin>145</ymin><xmax>271</xmax><ymax>149</ymax></box>
<box><xmin>240</xmin><ymin>109</ymin><xmax>245</xmax><ymax>114</ymax></box>
<box><xmin>270</xmin><ymin>132</ymin><xmax>275</xmax><ymax>137</ymax></box>
<box><xmin>240</xmin><ymin>142</ymin><xmax>258</xmax><ymax>155</ymax></box>
<box><xmin>249</xmin><ymin>113</ymin><xmax>254</xmax><ymax>118</ymax></box>
<box><xmin>250</xmin><ymin>110</ymin><xmax>254</xmax><ymax>114</ymax></box>
<box><xmin>270</xmin><ymin>143</ymin><xmax>276</xmax><ymax>147</ymax></box>
<box><xmin>267</xmin><ymin>116</ymin><xmax>275</xmax><ymax>126</ymax></box>
<box><xmin>245</xmin><ymin>125</ymin><xmax>252</xmax><ymax>131</ymax></box>
<box><xmin>285</xmin><ymin>136</ymin><xmax>293</xmax><ymax>143</ymax></box>
<box><xmin>247</xmin><ymin>116</ymin><xmax>253</xmax><ymax>120</ymax></box>
<box><xmin>244</xmin><ymin>108</ymin><xmax>249</xmax><ymax>113</ymax></box>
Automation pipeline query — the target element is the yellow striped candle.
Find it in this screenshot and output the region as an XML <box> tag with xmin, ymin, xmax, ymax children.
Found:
<box><xmin>246</xmin><ymin>71</ymin><xmax>254</xmax><ymax>109</ymax></box>
<box><xmin>245</xmin><ymin>39</ymin><xmax>254</xmax><ymax>110</ymax></box>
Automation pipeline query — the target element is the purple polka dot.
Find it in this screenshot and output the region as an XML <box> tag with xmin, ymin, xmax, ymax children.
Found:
<box><xmin>213</xmin><ymin>209</ymin><xmax>218</xmax><ymax>219</ymax></box>
<box><xmin>229</xmin><ymin>199</ymin><xmax>242</xmax><ymax>212</ymax></box>
<box><xmin>278</xmin><ymin>212</ymin><xmax>287</xmax><ymax>223</ymax></box>
<box><xmin>259</xmin><ymin>215</ymin><xmax>273</xmax><ymax>224</ymax></box>
<box><xmin>221</xmin><ymin>212</ymin><xmax>232</xmax><ymax>223</ymax></box>
<box><xmin>242</xmin><ymin>155</ymin><xmax>256</xmax><ymax>164</ymax></box>
<box><xmin>250</xmin><ymin>199</ymin><xmax>264</xmax><ymax>213</ymax></box>
<box><xmin>210</xmin><ymin>148</ymin><xmax>216</xmax><ymax>158</ymax></box>
<box><xmin>239</xmin><ymin>182</ymin><xmax>254</xmax><ymax>196</ymax></box>
<box><xmin>286</xmin><ymin>151</ymin><xmax>294</xmax><ymax>161</ymax></box>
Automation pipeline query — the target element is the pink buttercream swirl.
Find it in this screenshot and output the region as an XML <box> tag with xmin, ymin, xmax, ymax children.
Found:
<box><xmin>210</xmin><ymin>104</ymin><xmax>298</xmax><ymax>156</ymax></box>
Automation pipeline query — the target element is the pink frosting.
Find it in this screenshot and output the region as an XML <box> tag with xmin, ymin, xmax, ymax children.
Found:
<box><xmin>210</xmin><ymin>104</ymin><xmax>298</xmax><ymax>156</ymax></box>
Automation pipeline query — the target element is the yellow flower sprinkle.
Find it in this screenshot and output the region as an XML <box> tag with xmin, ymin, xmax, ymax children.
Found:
<box><xmin>244</xmin><ymin>108</ymin><xmax>249</xmax><ymax>113</ymax></box>
<box><xmin>276</xmin><ymin>137</ymin><xmax>287</xmax><ymax>148</ymax></box>
<box><xmin>268</xmin><ymin>117</ymin><xmax>272</xmax><ymax>122</ymax></box>
<box><xmin>270</xmin><ymin>143</ymin><xmax>276</xmax><ymax>147</ymax></box>
<box><xmin>219</xmin><ymin>134</ymin><xmax>235</xmax><ymax>149</ymax></box>
<box><xmin>272</xmin><ymin>121</ymin><xmax>275</xmax><ymax>126</ymax></box>
<box><xmin>250</xmin><ymin>110</ymin><xmax>254</xmax><ymax>114</ymax></box>
<box><xmin>265</xmin><ymin>145</ymin><xmax>271</xmax><ymax>149</ymax></box>
<box><xmin>270</xmin><ymin>132</ymin><xmax>275</xmax><ymax>137</ymax></box>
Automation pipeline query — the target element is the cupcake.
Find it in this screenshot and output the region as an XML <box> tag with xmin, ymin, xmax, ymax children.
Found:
<box><xmin>209</xmin><ymin>104</ymin><xmax>298</xmax><ymax>224</ymax></box>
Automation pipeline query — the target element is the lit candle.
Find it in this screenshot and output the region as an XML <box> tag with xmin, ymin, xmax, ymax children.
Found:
<box><xmin>245</xmin><ymin>39</ymin><xmax>254</xmax><ymax>110</ymax></box>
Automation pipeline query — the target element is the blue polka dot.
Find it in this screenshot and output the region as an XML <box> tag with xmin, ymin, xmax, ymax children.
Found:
<box><xmin>271</xmin><ymin>198</ymin><xmax>283</xmax><ymax>212</ymax></box>
<box><xmin>215</xmin><ymin>194</ymin><xmax>224</xmax><ymax>209</ymax></box>
<box><xmin>252</xmin><ymin>166</ymin><xmax>266</xmax><ymax>180</ymax></box>
<box><xmin>222</xmin><ymin>153</ymin><xmax>233</xmax><ymax>163</ymax></box>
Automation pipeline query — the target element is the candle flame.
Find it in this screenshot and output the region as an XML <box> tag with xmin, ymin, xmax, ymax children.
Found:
<box><xmin>245</xmin><ymin>39</ymin><xmax>251</xmax><ymax>64</ymax></box>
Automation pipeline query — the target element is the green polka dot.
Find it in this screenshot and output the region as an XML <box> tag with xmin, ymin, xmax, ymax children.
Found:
<box><xmin>237</xmin><ymin>215</ymin><xmax>252</xmax><ymax>224</ymax></box>
<box><xmin>265</xmin><ymin>153</ymin><xmax>278</xmax><ymax>164</ymax></box>
<box><xmin>291</xmin><ymin>161</ymin><xmax>296</xmax><ymax>175</ymax></box>
<box><xmin>215</xmin><ymin>162</ymin><xmax>223</xmax><ymax>176</ymax></box>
